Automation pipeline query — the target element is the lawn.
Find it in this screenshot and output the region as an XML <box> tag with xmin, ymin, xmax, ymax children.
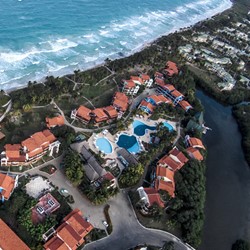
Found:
<box><xmin>0</xmin><ymin>93</ymin><xmax>10</xmax><ymax>106</ymax></box>
<box><xmin>0</xmin><ymin>105</ymin><xmax>59</xmax><ymax>151</ymax></box>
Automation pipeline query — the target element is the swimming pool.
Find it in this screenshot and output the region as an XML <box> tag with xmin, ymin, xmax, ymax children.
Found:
<box><xmin>133</xmin><ymin>120</ymin><xmax>156</xmax><ymax>136</ymax></box>
<box><xmin>116</xmin><ymin>134</ymin><xmax>140</xmax><ymax>154</ymax></box>
<box><xmin>96</xmin><ymin>137</ymin><xmax>113</xmax><ymax>154</ymax></box>
<box><xmin>162</xmin><ymin>121</ymin><xmax>174</xmax><ymax>131</ymax></box>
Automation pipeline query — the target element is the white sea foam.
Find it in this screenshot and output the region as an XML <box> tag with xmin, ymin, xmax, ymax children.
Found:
<box><xmin>0</xmin><ymin>0</ymin><xmax>233</xmax><ymax>90</ymax></box>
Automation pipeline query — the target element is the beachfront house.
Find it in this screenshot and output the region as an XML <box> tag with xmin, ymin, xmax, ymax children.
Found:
<box><xmin>186</xmin><ymin>147</ymin><xmax>204</xmax><ymax>161</ymax></box>
<box><xmin>165</xmin><ymin>61</ymin><xmax>179</xmax><ymax>77</ymax></box>
<box><xmin>140</xmin><ymin>74</ymin><xmax>153</xmax><ymax>88</ymax></box>
<box><xmin>185</xmin><ymin>135</ymin><xmax>206</xmax><ymax>150</ymax></box>
<box><xmin>178</xmin><ymin>100</ymin><xmax>193</xmax><ymax>112</ymax></box>
<box><xmin>112</xmin><ymin>92</ymin><xmax>129</xmax><ymax>113</ymax></box>
<box><xmin>46</xmin><ymin>115</ymin><xmax>64</xmax><ymax>129</ymax></box>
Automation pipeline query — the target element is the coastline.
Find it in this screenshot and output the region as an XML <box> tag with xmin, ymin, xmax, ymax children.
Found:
<box><xmin>3</xmin><ymin>0</ymin><xmax>233</xmax><ymax>94</ymax></box>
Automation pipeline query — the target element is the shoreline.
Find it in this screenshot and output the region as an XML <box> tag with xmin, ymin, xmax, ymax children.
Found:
<box><xmin>4</xmin><ymin>0</ymin><xmax>233</xmax><ymax>94</ymax></box>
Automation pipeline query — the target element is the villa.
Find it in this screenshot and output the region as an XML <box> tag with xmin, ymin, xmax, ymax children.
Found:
<box><xmin>46</xmin><ymin>115</ymin><xmax>64</xmax><ymax>129</ymax></box>
<box><xmin>112</xmin><ymin>92</ymin><xmax>129</xmax><ymax>113</ymax></box>
<box><xmin>165</xmin><ymin>61</ymin><xmax>179</xmax><ymax>77</ymax></box>
<box><xmin>71</xmin><ymin>105</ymin><xmax>92</xmax><ymax>124</ymax></box>
<box><xmin>0</xmin><ymin>219</ymin><xmax>30</xmax><ymax>250</ymax></box>
<box><xmin>185</xmin><ymin>135</ymin><xmax>206</xmax><ymax>150</ymax></box>
<box><xmin>140</xmin><ymin>74</ymin><xmax>153</xmax><ymax>87</ymax></box>
<box><xmin>170</xmin><ymin>89</ymin><xmax>184</xmax><ymax>105</ymax></box>
<box><xmin>122</xmin><ymin>79</ymin><xmax>140</xmax><ymax>96</ymax></box>
<box><xmin>0</xmin><ymin>130</ymin><xmax>60</xmax><ymax>167</ymax></box>
<box><xmin>103</xmin><ymin>106</ymin><xmax>118</xmax><ymax>120</ymax></box>
<box><xmin>139</xmin><ymin>94</ymin><xmax>172</xmax><ymax>114</ymax></box>
<box><xmin>157</xmin><ymin>147</ymin><xmax>189</xmax><ymax>172</ymax></box>
<box><xmin>186</xmin><ymin>147</ymin><xmax>204</xmax><ymax>161</ymax></box>
<box><xmin>92</xmin><ymin>108</ymin><xmax>109</xmax><ymax>123</ymax></box>
<box><xmin>137</xmin><ymin>187</ymin><xmax>164</xmax><ymax>210</ymax></box>
<box><xmin>179</xmin><ymin>100</ymin><xmax>193</xmax><ymax>112</ymax></box>
<box><xmin>43</xmin><ymin>209</ymin><xmax>93</xmax><ymax>250</ymax></box>
<box><xmin>0</xmin><ymin>173</ymin><xmax>18</xmax><ymax>201</ymax></box>
<box><xmin>154</xmin><ymin>166</ymin><xmax>175</xmax><ymax>197</ymax></box>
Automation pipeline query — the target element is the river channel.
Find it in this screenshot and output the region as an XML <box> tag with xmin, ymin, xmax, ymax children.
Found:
<box><xmin>197</xmin><ymin>90</ymin><xmax>250</xmax><ymax>250</ymax></box>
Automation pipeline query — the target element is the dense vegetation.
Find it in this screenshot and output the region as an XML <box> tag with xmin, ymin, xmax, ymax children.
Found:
<box><xmin>18</xmin><ymin>199</ymin><xmax>57</xmax><ymax>242</ymax></box>
<box><xmin>232</xmin><ymin>239</ymin><xmax>250</xmax><ymax>250</ymax></box>
<box><xmin>64</xmin><ymin>150</ymin><xmax>85</xmax><ymax>185</ymax></box>
<box><xmin>118</xmin><ymin>163</ymin><xmax>144</xmax><ymax>188</ymax></box>
<box><xmin>232</xmin><ymin>105</ymin><xmax>250</xmax><ymax>166</ymax></box>
<box><xmin>168</xmin><ymin>160</ymin><xmax>206</xmax><ymax>248</ymax></box>
<box><xmin>81</xmin><ymin>179</ymin><xmax>119</xmax><ymax>205</ymax></box>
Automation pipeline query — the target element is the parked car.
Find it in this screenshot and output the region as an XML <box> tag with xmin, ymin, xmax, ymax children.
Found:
<box><xmin>102</xmin><ymin>220</ymin><xmax>108</xmax><ymax>227</ymax></box>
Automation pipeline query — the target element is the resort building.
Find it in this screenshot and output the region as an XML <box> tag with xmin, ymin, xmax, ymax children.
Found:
<box><xmin>43</xmin><ymin>209</ymin><xmax>94</xmax><ymax>250</ymax></box>
<box><xmin>0</xmin><ymin>219</ymin><xmax>30</xmax><ymax>250</ymax></box>
<box><xmin>34</xmin><ymin>193</ymin><xmax>60</xmax><ymax>216</ymax></box>
<box><xmin>46</xmin><ymin>115</ymin><xmax>64</xmax><ymax>129</ymax></box>
<box><xmin>117</xmin><ymin>148</ymin><xmax>138</xmax><ymax>167</ymax></box>
<box><xmin>112</xmin><ymin>92</ymin><xmax>129</xmax><ymax>113</ymax></box>
<box><xmin>157</xmin><ymin>147</ymin><xmax>188</xmax><ymax>172</ymax></box>
<box><xmin>154</xmin><ymin>77</ymin><xmax>165</xmax><ymax>86</ymax></box>
<box><xmin>165</xmin><ymin>61</ymin><xmax>179</xmax><ymax>77</ymax></box>
<box><xmin>137</xmin><ymin>187</ymin><xmax>164</xmax><ymax>209</ymax></box>
<box><xmin>103</xmin><ymin>106</ymin><xmax>118</xmax><ymax>120</ymax></box>
<box><xmin>185</xmin><ymin>135</ymin><xmax>206</xmax><ymax>150</ymax></box>
<box><xmin>0</xmin><ymin>173</ymin><xmax>18</xmax><ymax>201</ymax></box>
<box><xmin>122</xmin><ymin>80</ymin><xmax>140</xmax><ymax>96</ymax></box>
<box><xmin>139</xmin><ymin>94</ymin><xmax>172</xmax><ymax>115</ymax></box>
<box><xmin>178</xmin><ymin>100</ymin><xmax>193</xmax><ymax>112</ymax></box>
<box><xmin>71</xmin><ymin>105</ymin><xmax>92</xmax><ymax>124</ymax></box>
<box><xmin>154</xmin><ymin>72</ymin><xmax>164</xmax><ymax>79</ymax></box>
<box><xmin>170</xmin><ymin>89</ymin><xmax>184</xmax><ymax>105</ymax></box>
<box><xmin>1</xmin><ymin>130</ymin><xmax>60</xmax><ymax>167</ymax></box>
<box><xmin>140</xmin><ymin>74</ymin><xmax>153</xmax><ymax>87</ymax></box>
<box><xmin>130</xmin><ymin>76</ymin><xmax>143</xmax><ymax>85</ymax></box>
<box><xmin>186</xmin><ymin>147</ymin><xmax>204</xmax><ymax>161</ymax></box>
<box><xmin>154</xmin><ymin>166</ymin><xmax>175</xmax><ymax>197</ymax></box>
<box><xmin>92</xmin><ymin>108</ymin><xmax>109</xmax><ymax>123</ymax></box>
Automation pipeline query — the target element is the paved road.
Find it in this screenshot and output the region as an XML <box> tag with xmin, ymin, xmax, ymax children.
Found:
<box><xmin>83</xmin><ymin>191</ymin><xmax>191</xmax><ymax>250</ymax></box>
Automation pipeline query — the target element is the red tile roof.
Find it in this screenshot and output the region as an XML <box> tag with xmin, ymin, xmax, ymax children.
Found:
<box><xmin>158</xmin><ymin>147</ymin><xmax>188</xmax><ymax>171</ymax></box>
<box><xmin>46</xmin><ymin>115</ymin><xmax>65</xmax><ymax>128</ymax></box>
<box><xmin>123</xmin><ymin>80</ymin><xmax>136</xmax><ymax>89</ymax></box>
<box><xmin>171</xmin><ymin>89</ymin><xmax>184</xmax><ymax>98</ymax></box>
<box><xmin>140</xmin><ymin>100</ymin><xmax>155</xmax><ymax>113</ymax></box>
<box><xmin>156</xmin><ymin>166</ymin><xmax>175</xmax><ymax>182</ymax></box>
<box><xmin>155</xmin><ymin>78</ymin><xmax>165</xmax><ymax>85</ymax></box>
<box><xmin>4</xmin><ymin>144</ymin><xmax>21</xmax><ymax>159</ymax></box>
<box><xmin>179</xmin><ymin>100</ymin><xmax>192</xmax><ymax>111</ymax></box>
<box><xmin>186</xmin><ymin>147</ymin><xmax>204</xmax><ymax>161</ymax></box>
<box><xmin>103</xmin><ymin>106</ymin><xmax>118</xmax><ymax>119</ymax></box>
<box><xmin>162</xmin><ymin>84</ymin><xmax>175</xmax><ymax>92</ymax></box>
<box><xmin>130</xmin><ymin>76</ymin><xmax>143</xmax><ymax>84</ymax></box>
<box><xmin>155</xmin><ymin>179</ymin><xmax>175</xmax><ymax>197</ymax></box>
<box><xmin>166</xmin><ymin>61</ymin><xmax>178</xmax><ymax>76</ymax></box>
<box><xmin>154</xmin><ymin>72</ymin><xmax>164</xmax><ymax>79</ymax></box>
<box><xmin>0</xmin><ymin>173</ymin><xmax>15</xmax><ymax>200</ymax></box>
<box><xmin>103</xmin><ymin>172</ymin><xmax>115</xmax><ymax>181</ymax></box>
<box><xmin>143</xmin><ymin>187</ymin><xmax>165</xmax><ymax>208</ymax></box>
<box><xmin>44</xmin><ymin>209</ymin><xmax>93</xmax><ymax>250</ymax></box>
<box><xmin>169</xmin><ymin>147</ymin><xmax>189</xmax><ymax>165</ymax></box>
<box><xmin>140</xmin><ymin>74</ymin><xmax>150</xmax><ymax>82</ymax></box>
<box><xmin>42</xmin><ymin>129</ymin><xmax>56</xmax><ymax>143</ymax></box>
<box><xmin>76</xmin><ymin>105</ymin><xmax>92</xmax><ymax>122</ymax></box>
<box><xmin>0</xmin><ymin>219</ymin><xmax>30</xmax><ymax>250</ymax></box>
<box><xmin>113</xmin><ymin>92</ymin><xmax>129</xmax><ymax>112</ymax></box>
<box><xmin>187</xmin><ymin>137</ymin><xmax>206</xmax><ymax>150</ymax></box>
<box><xmin>92</xmin><ymin>108</ymin><xmax>109</xmax><ymax>123</ymax></box>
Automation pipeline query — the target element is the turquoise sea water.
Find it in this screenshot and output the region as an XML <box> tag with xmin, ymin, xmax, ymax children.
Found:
<box><xmin>0</xmin><ymin>0</ymin><xmax>232</xmax><ymax>90</ymax></box>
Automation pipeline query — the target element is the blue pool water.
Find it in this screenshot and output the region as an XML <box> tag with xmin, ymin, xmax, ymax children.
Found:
<box><xmin>163</xmin><ymin>121</ymin><xmax>174</xmax><ymax>131</ymax></box>
<box><xmin>96</xmin><ymin>137</ymin><xmax>113</xmax><ymax>154</ymax></box>
<box><xmin>117</xmin><ymin>134</ymin><xmax>140</xmax><ymax>154</ymax></box>
<box><xmin>133</xmin><ymin>120</ymin><xmax>156</xmax><ymax>136</ymax></box>
<box><xmin>0</xmin><ymin>0</ymin><xmax>232</xmax><ymax>90</ymax></box>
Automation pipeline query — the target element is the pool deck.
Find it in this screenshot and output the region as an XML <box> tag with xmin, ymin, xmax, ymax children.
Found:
<box><xmin>87</xmin><ymin>116</ymin><xmax>176</xmax><ymax>161</ymax></box>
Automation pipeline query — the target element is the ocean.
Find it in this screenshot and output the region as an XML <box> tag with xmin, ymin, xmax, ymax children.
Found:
<box><xmin>0</xmin><ymin>0</ymin><xmax>232</xmax><ymax>90</ymax></box>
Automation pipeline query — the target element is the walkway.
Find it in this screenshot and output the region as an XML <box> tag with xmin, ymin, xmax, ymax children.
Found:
<box><xmin>50</xmin><ymin>100</ymin><xmax>115</xmax><ymax>133</ymax></box>
<box><xmin>0</xmin><ymin>100</ymin><xmax>12</xmax><ymax>123</ymax></box>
